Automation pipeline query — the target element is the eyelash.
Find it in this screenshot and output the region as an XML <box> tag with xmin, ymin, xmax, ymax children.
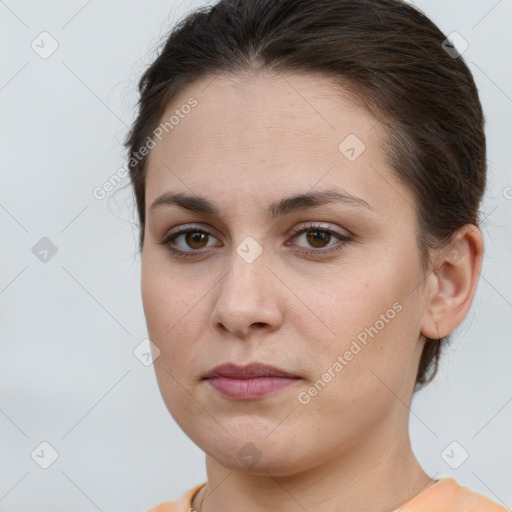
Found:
<box><xmin>159</xmin><ymin>223</ymin><xmax>352</xmax><ymax>259</ymax></box>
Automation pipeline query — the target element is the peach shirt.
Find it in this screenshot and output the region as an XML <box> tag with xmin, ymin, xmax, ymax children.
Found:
<box><xmin>145</xmin><ymin>478</ymin><xmax>509</xmax><ymax>512</ymax></box>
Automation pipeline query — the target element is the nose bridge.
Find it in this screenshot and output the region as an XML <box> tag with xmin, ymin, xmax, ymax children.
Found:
<box><xmin>210</xmin><ymin>237</ymin><xmax>282</xmax><ymax>336</ymax></box>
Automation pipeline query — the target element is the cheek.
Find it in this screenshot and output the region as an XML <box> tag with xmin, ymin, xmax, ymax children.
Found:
<box><xmin>141</xmin><ymin>248</ymin><xmax>193</xmax><ymax>328</ymax></box>
<box><xmin>141</xmin><ymin>256</ymin><xmax>186</xmax><ymax>355</ymax></box>
<box><xmin>141</xmin><ymin>262</ymin><xmax>205</xmax><ymax>417</ymax></box>
<box><xmin>141</xmin><ymin>255</ymin><xmax>213</xmax><ymax>375</ymax></box>
<box><xmin>141</xmin><ymin>261</ymin><xmax>171</xmax><ymax>337</ymax></box>
<box><xmin>303</xmin><ymin>260</ymin><xmax>422</xmax><ymax>395</ymax></box>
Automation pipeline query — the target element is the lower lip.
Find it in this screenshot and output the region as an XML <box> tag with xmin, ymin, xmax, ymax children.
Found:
<box><xmin>206</xmin><ymin>376</ymin><xmax>299</xmax><ymax>400</ymax></box>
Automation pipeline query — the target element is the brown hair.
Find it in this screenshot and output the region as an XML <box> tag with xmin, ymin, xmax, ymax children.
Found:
<box><xmin>124</xmin><ymin>0</ymin><xmax>487</xmax><ymax>391</ymax></box>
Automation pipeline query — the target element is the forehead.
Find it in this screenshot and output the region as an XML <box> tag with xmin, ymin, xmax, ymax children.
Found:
<box><xmin>152</xmin><ymin>71</ymin><xmax>377</xmax><ymax>152</ymax></box>
<box><xmin>144</xmin><ymin>72</ymin><xmax>411</xmax><ymax>221</ymax></box>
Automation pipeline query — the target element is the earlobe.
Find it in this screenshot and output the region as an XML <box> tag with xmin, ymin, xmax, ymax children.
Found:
<box><xmin>420</xmin><ymin>224</ymin><xmax>484</xmax><ymax>340</ymax></box>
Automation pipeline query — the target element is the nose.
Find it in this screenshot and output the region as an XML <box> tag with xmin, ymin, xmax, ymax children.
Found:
<box><xmin>210</xmin><ymin>246</ymin><xmax>284</xmax><ymax>339</ymax></box>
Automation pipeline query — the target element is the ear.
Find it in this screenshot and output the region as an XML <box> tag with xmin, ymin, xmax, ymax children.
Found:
<box><xmin>420</xmin><ymin>224</ymin><xmax>484</xmax><ymax>339</ymax></box>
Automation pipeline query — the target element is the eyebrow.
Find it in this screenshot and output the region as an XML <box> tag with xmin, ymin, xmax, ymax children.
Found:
<box><xmin>149</xmin><ymin>188</ymin><xmax>375</xmax><ymax>220</ymax></box>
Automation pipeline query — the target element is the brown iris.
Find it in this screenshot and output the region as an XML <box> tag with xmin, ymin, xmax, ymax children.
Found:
<box><xmin>185</xmin><ymin>232</ymin><xmax>209</xmax><ymax>250</ymax></box>
<box><xmin>305</xmin><ymin>229</ymin><xmax>331</xmax><ymax>249</ymax></box>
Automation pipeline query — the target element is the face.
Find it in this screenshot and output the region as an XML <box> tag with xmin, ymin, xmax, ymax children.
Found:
<box><xmin>141</xmin><ymin>72</ymin><xmax>429</xmax><ymax>475</ymax></box>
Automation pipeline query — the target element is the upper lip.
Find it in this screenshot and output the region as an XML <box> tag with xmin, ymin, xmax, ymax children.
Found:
<box><xmin>203</xmin><ymin>362</ymin><xmax>299</xmax><ymax>379</ymax></box>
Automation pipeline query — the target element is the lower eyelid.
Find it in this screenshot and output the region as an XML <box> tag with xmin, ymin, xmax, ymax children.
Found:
<box><xmin>162</xmin><ymin>226</ymin><xmax>351</xmax><ymax>255</ymax></box>
<box><xmin>290</xmin><ymin>228</ymin><xmax>346</xmax><ymax>242</ymax></box>
<box><xmin>167</xmin><ymin>231</ymin><xmax>219</xmax><ymax>250</ymax></box>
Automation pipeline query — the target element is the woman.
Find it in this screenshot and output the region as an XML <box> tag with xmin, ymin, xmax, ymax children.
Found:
<box><xmin>124</xmin><ymin>0</ymin><xmax>507</xmax><ymax>510</ymax></box>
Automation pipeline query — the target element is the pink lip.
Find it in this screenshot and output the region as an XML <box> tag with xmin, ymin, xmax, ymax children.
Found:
<box><xmin>207</xmin><ymin>376</ymin><xmax>299</xmax><ymax>400</ymax></box>
<box><xmin>203</xmin><ymin>362</ymin><xmax>301</xmax><ymax>400</ymax></box>
<box><xmin>204</xmin><ymin>362</ymin><xmax>298</xmax><ymax>379</ymax></box>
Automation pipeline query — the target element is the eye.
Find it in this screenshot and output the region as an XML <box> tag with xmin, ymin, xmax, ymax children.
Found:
<box><xmin>159</xmin><ymin>222</ymin><xmax>352</xmax><ymax>258</ymax></box>
<box><xmin>159</xmin><ymin>224</ymin><xmax>220</xmax><ymax>258</ymax></box>
<box><xmin>286</xmin><ymin>223</ymin><xmax>352</xmax><ymax>256</ymax></box>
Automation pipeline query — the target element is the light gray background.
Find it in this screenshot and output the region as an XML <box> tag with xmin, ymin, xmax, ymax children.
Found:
<box><xmin>1</xmin><ymin>0</ymin><xmax>511</xmax><ymax>510</ymax></box>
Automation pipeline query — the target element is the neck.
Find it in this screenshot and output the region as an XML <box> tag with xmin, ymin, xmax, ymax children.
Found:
<box><xmin>196</xmin><ymin>414</ymin><xmax>434</xmax><ymax>512</ymax></box>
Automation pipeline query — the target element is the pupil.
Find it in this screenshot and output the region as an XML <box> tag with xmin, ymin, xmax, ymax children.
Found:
<box><xmin>187</xmin><ymin>232</ymin><xmax>207</xmax><ymax>249</ymax></box>
<box><xmin>307</xmin><ymin>230</ymin><xmax>329</xmax><ymax>248</ymax></box>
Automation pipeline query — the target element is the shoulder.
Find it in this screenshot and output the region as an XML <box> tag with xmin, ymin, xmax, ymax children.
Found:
<box><xmin>144</xmin><ymin>482</ymin><xmax>207</xmax><ymax>512</ymax></box>
<box><xmin>143</xmin><ymin>503</ymin><xmax>177</xmax><ymax>512</ymax></box>
<box><xmin>411</xmin><ymin>477</ymin><xmax>509</xmax><ymax>512</ymax></box>
<box><xmin>448</xmin><ymin>478</ymin><xmax>509</xmax><ymax>512</ymax></box>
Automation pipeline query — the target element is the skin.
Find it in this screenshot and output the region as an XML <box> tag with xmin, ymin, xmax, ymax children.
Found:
<box><xmin>141</xmin><ymin>71</ymin><xmax>484</xmax><ymax>512</ymax></box>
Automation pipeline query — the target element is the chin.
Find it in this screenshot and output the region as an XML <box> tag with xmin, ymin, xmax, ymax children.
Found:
<box><xmin>193</xmin><ymin>427</ymin><xmax>314</xmax><ymax>476</ymax></box>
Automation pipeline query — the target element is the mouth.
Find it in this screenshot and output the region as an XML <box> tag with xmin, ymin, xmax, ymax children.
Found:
<box><xmin>203</xmin><ymin>362</ymin><xmax>301</xmax><ymax>400</ymax></box>
<box><xmin>203</xmin><ymin>362</ymin><xmax>300</xmax><ymax>379</ymax></box>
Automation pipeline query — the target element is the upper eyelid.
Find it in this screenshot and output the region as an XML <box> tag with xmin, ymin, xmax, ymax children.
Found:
<box><xmin>164</xmin><ymin>222</ymin><xmax>351</xmax><ymax>248</ymax></box>
<box><xmin>165</xmin><ymin>221</ymin><xmax>349</xmax><ymax>239</ymax></box>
